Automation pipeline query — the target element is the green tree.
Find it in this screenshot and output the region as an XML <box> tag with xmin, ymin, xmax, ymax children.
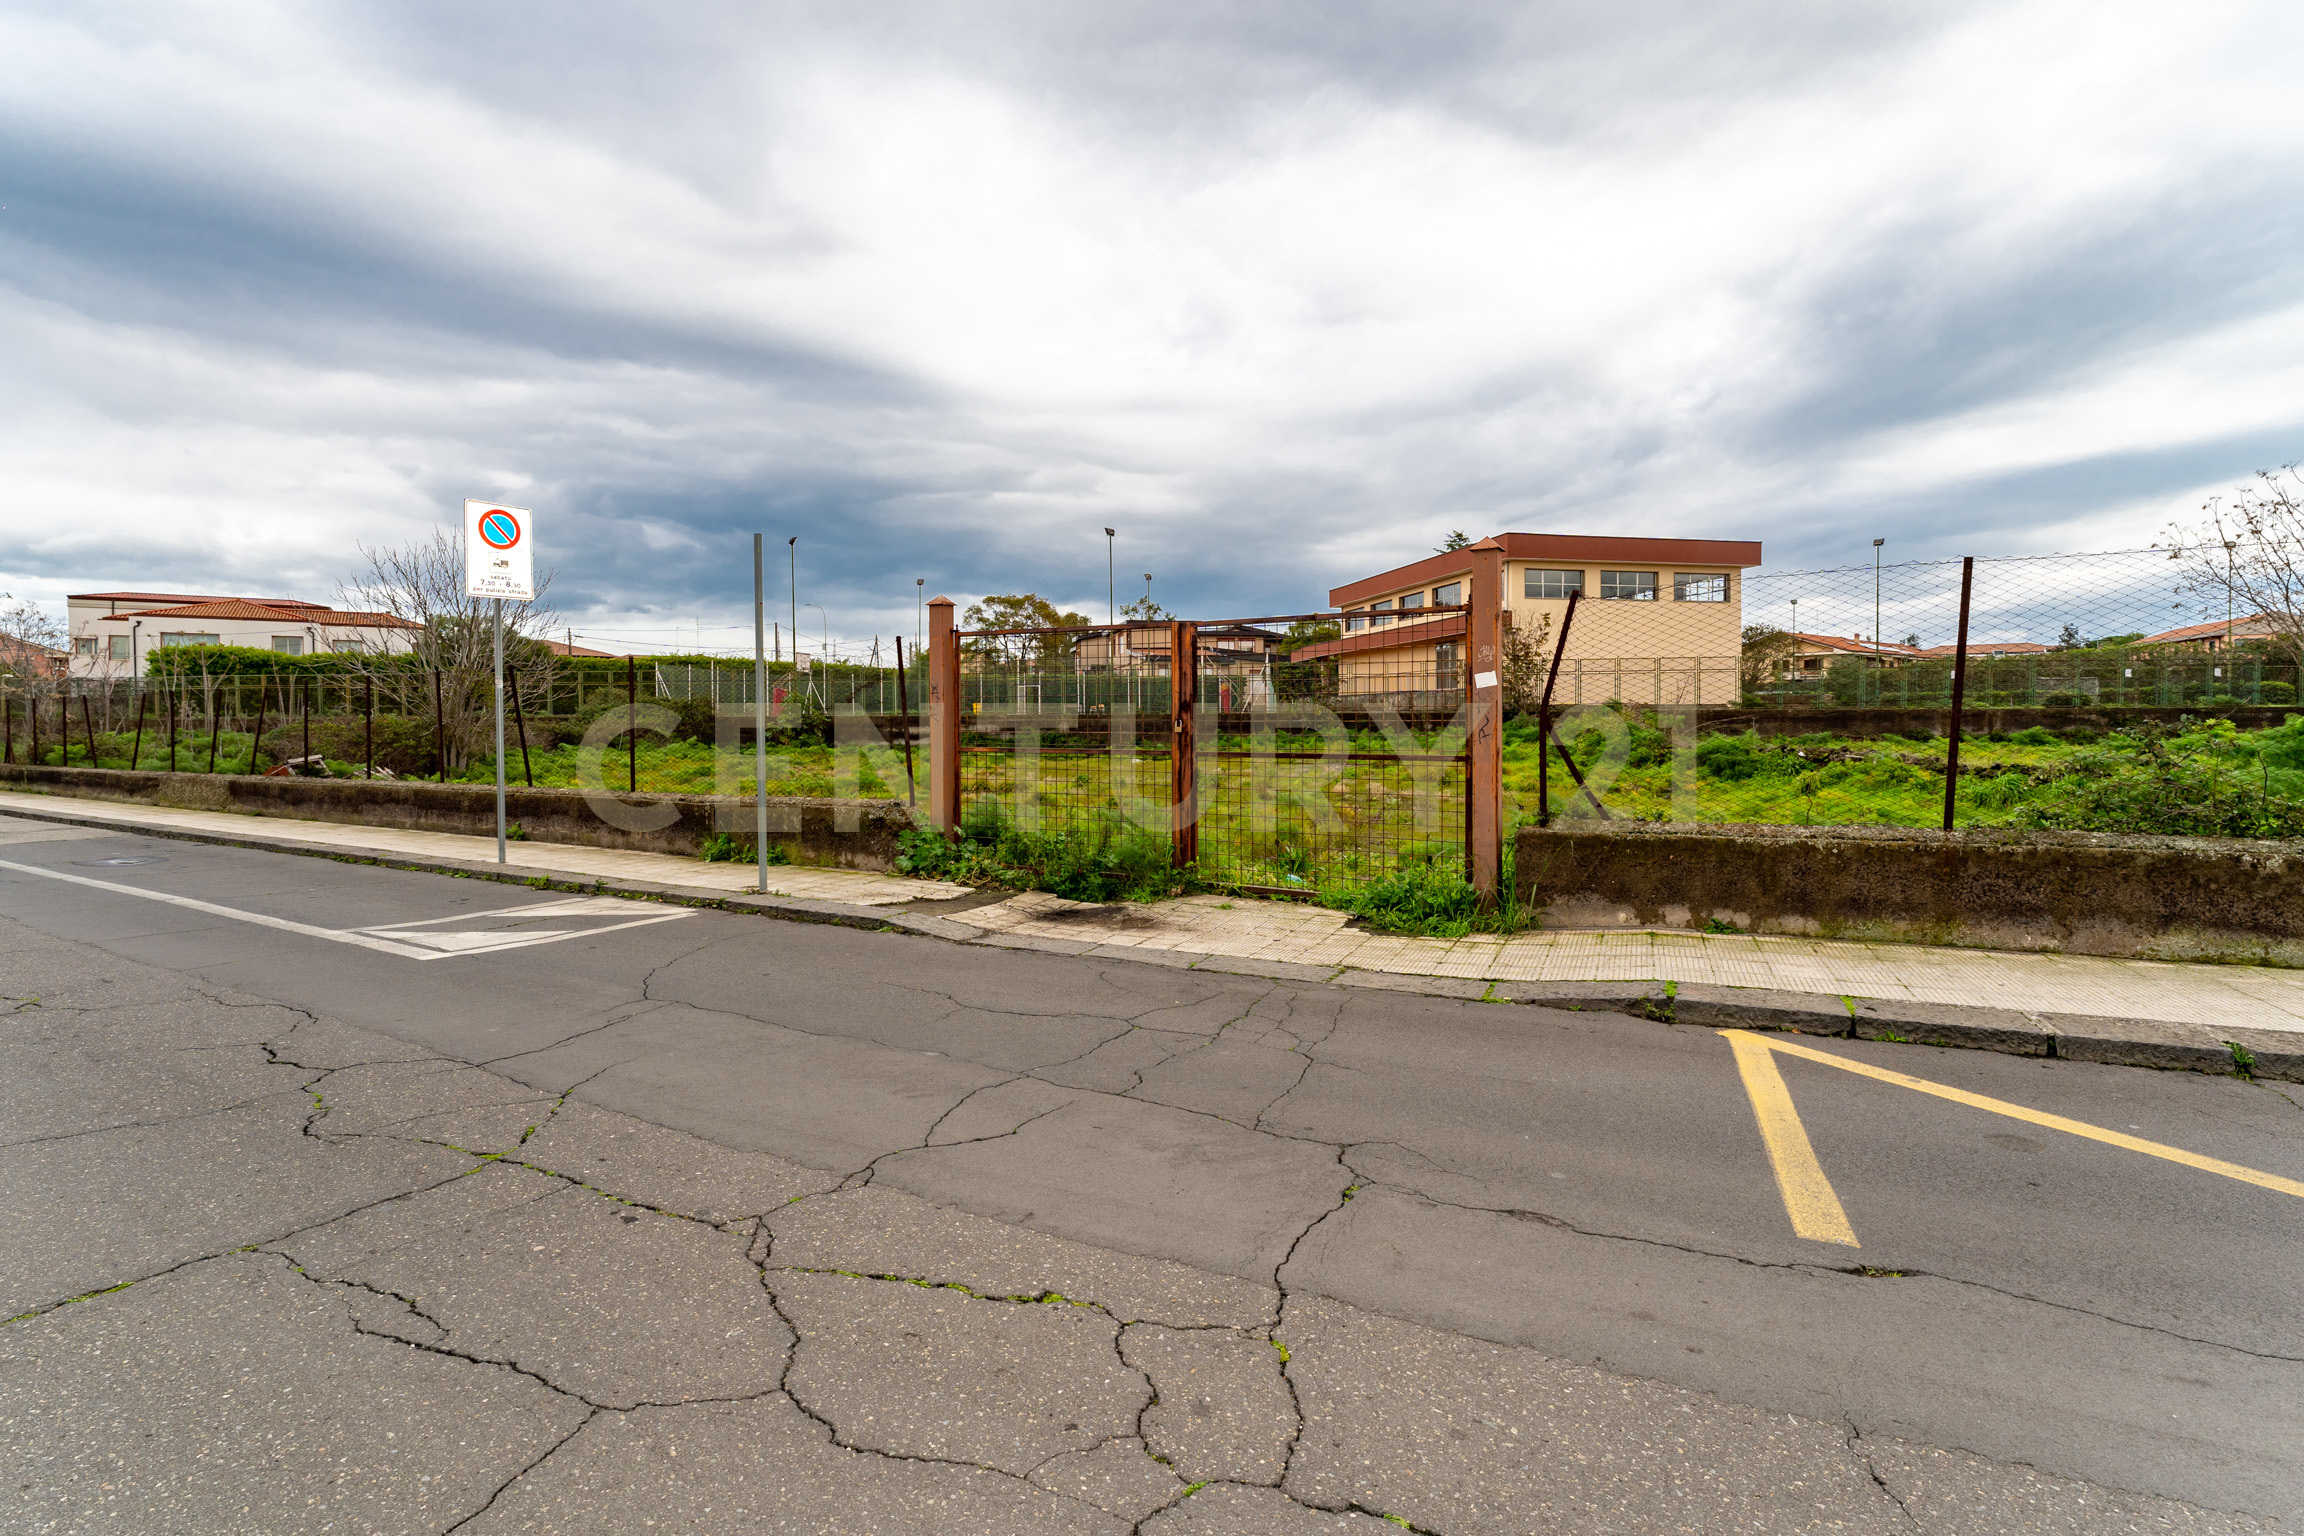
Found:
<box><xmin>1739</xmin><ymin>624</ymin><xmax>1801</xmax><ymax>695</ymax></box>
<box><xmin>1436</xmin><ymin>531</ymin><xmax>1473</xmax><ymax>552</ymax></box>
<box><xmin>962</xmin><ymin>593</ymin><xmax>1091</xmax><ymax>669</ymax></box>
<box><xmin>1277</xmin><ymin>617</ymin><xmax>1340</xmax><ymax>656</ymax></box>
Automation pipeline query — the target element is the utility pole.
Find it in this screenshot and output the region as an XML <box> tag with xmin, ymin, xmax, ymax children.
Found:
<box><xmin>753</xmin><ymin>534</ymin><xmax>769</xmax><ymax>893</ymax></box>
<box><xmin>1872</xmin><ymin>539</ymin><xmax>1884</xmax><ymax>659</ymax></box>
<box><xmin>916</xmin><ymin>578</ymin><xmax>925</xmax><ymax>661</ymax></box>
<box><xmin>788</xmin><ymin>537</ymin><xmax>799</xmax><ymax>698</ymax></box>
<box><xmin>1104</xmin><ymin>527</ymin><xmax>1116</xmax><ymax>625</ymax></box>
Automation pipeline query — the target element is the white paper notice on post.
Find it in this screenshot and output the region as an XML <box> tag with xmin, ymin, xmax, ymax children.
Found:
<box><xmin>1473</xmin><ymin>670</ymin><xmax>1499</xmax><ymax>691</ymax></box>
<box><xmin>465</xmin><ymin>501</ymin><xmax>535</xmax><ymax>600</ymax></box>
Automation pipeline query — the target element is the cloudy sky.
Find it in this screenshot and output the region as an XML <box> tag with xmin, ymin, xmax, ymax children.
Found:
<box><xmin>5</xmin><ymin>0</ymin><xmax>2301</xmax><ymax>655</ymax></box>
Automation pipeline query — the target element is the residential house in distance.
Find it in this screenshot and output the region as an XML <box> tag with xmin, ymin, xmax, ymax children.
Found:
<box><xmin>0</xmin><ymin>635</ymin><xmax>69</xmax><ymax>680</ymax></box>
<box><xmin>1073</xmin><ymin>622</ymin><xmax>1281</xmax><ymax>707</ymax></box>
<box><xmin>65</xmin><ymin>591</ymin><xmax>422</xmax><ymax>679</ymax></box>
<box><xmin>2131</xmin><ymin>614</ymin><xmax>2281</xmax><ymax>655</ymax></box>
<box><xmin>1777</xmin><ymin>633</ymin><xmax>1929</xmax><ymax>675</ymax></box>
<box><xmin>1297</xmin><ymin>534</ymin><xmax>1764</xmax><ymax>706</ymax></box>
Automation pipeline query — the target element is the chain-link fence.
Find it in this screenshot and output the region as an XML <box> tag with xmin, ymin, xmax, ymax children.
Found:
<box><xmin>1529</xmin><ymin>548</ymin><xmax>2304</xmax><ymax>837</ymax></box>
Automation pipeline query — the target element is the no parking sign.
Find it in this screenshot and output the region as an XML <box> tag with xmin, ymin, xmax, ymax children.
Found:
<box><xmin>464</xmin><ymin>500</ymin><xmax>535</xmax><ymax>600</ymax></box>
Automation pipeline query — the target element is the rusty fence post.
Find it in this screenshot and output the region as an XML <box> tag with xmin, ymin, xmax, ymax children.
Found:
<box><xmin>1169</xmin><ymin>621</ymin><xmax>1198</xmax><ymax>869</ymax></box>
<box><xmin>928</xmin><ymin>597</ymin><xmax>960</xmax><ymax>835</ymax></box>
<box><xmin>1941</xmin><ymin>556</ymin><xmax>1975</xmax><ymax>832</ymax></box>
<box><xmin>1465</xmin><ymin>541</ymin><xmax>1506</xmax><ymax>902</ymax></box>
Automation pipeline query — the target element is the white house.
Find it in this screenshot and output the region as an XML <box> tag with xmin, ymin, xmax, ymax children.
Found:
<box><xmin>66</xmin><ymin>591</ymin><xmax>421</xmax><ymax>679</ymax></box>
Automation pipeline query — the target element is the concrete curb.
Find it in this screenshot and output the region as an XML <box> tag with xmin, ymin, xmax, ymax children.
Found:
<box><xmin>5</xmin><ymin>794</ymin><xmax>2295</xmax><ymax>1084</ymax></box>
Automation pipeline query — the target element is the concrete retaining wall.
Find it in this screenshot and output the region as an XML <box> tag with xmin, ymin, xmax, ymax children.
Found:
<box><xmin>1515</xmin><ymin>821</ymin><xmax>2304</xmax><ymax>965</ymax></box>
<box><xmin>0</xmin><ymin>765</ymin><xmax>916</xmax><ymax>870</ymax></box>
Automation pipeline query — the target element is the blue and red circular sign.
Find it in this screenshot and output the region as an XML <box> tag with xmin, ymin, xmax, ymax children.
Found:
<box><xmin>478</xmin><ymin>510</ymin><xmax>522</xmax><ymax>550</ymax></box>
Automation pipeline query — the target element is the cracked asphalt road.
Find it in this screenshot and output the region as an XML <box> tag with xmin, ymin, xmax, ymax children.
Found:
<box><xmin>4</xmin><ymin>818</ymin><xmax>2302</xmax><ymax>1532</ymax></box>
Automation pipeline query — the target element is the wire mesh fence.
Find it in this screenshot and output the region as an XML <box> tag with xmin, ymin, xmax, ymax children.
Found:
<box><xmin>1530</xmin><ymin>548</ymin><xmax>2304</xmax><ymax>837</ymax></box>
<box><xmin>948</xmin><ymin>617</ymin><xmax>1474</xmax><ymax>890</ymax></box>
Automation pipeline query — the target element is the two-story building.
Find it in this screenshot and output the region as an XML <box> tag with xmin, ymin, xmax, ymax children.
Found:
<box><xmin>66</xmin><ymin>591</ymin><xmax>421</xmax><ymax>679</ymax></box>
<box><xmin>1294</xmin><ymin>534</ymin><xmax>1764</xmax><ymax>706</ymax></box>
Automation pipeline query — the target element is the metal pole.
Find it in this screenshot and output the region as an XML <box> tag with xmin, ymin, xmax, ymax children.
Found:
<box><xmin>249</xmin><ymin>680</ymin><xmax>265</xmax><ymax>774</ymax></box>
<box><xmin>363</xmin><ymin>681</ymin><xmax>373</xmax><ymax>779</ymax></box>
<box><xmin>494</xmin><ymin>598</ymin><xmax>507</xmax><ymax>862</ymax></box>
<box><xmin>895</xmin><ymin>634</ymin><xmax>916</xmax><ymax>805</ymax></box>
<box><xmin>1941</xmin><ymin>557</ymin><xmax>1974</xmax><ymax>833</ymax></box>
<box><xmin>433</xmin><ymin>667</ymin><xmax>446</xmax><ymax>782</ymax></box>
<box><xmin>1105</xmin><ymin>528</ymin><xmax>1116</xmax><ymax>626</ymax></box>
<box><xmin>168</xmin><ymin>687</ymin><xmax>176</xmax><ymax>772</ymax></box>
<box><xmin>300</xmin><ymin>679</ymin><xmax>309</xmax><ymax>770</ymax></box>
<box><xmin>509</xmin><ymin>664</ymin><xmax>533</xmax><ymax>786</ymax></box>
<box><xmin>754</xmin><ymin>533</ymin><xmax>769</xmax><ymax>893</ymax></box>
<box><xmin>1535</xmin><ymin>591</ymin><xmax>1579</xmax><ymax>827</ymax></box>
<box><xmin>626</xmin><ymin>654</ymin><xmax>637</xmax><ymax>794</ymax></box>
<box><xmin>81</xmin><ymin>694</ymin><xmax>99</xmax><ymax>768</ymax></box>
<box><xmin>788</xmin><ymin>537</ymin><xmax>798</xmax><ymax>704</ymax></box>
<box><xmin>130</xmin><ymin>690</ymin><xmax>147</xmax><ymax>771</ymax></box>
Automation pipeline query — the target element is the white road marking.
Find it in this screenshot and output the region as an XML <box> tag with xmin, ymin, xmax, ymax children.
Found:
<box><xmin>0</xmin><ymin>857</ymin><xmax>693</xmax><ymax>960</ymax></box>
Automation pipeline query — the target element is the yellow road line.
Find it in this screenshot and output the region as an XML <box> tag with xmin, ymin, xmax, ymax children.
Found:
<box><xmin>1729</xmin><ymin>1031</ymin><xmax>2304</xmax><ymax>1202</ymax></box>
<box><xmin>1723</xmin><ymin>1030</ymin><xmax>1861</xmax><ymax>1246</ymax></box>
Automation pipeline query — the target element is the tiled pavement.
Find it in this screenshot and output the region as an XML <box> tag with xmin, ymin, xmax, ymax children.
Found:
<box><xmin>966</xmin><ymin>891</ymin><xmax>2304</xmax><ymax>1036</ymax></box>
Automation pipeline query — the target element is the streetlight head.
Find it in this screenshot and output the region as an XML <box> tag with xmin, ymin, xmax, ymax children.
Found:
<box><xmin>1104</xmin><ymin>527</ymin><xmax>1115</xmax><ymax>538</ymax></box>
<box><xmin>788</xmin><ymin>536</ymin><xmax>797</xmax><ymax>547</ymax></box>
<box><xmin>1872</xmin><ymin>538</ymin><xmax>1884</xmax><ymax>547</ymax></box>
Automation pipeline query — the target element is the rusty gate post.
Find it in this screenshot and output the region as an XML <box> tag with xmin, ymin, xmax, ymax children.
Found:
<box><xmin>1169</xmin><ymin>620</ymin><xmax>1198</xmax><ymax>869</ymax></box>
<box><xmin>1466</xmin><ymin>539</ymin><xmax>1506</xmax><ymax>903</ymax></box>
<box><xmin>928</xmin><ymin>596</ymin><xmax>960</xmax><ymax>836</ymax></box>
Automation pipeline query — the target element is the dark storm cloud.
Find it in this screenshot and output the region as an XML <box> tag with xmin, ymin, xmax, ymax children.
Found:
<box><xmin>2</xmin><ymin>0</ymin><xmax>2299</xmax><ymax>648</ymax></box>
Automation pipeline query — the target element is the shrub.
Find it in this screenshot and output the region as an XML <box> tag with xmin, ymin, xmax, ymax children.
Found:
<box><xmin>1696</xmin><ymin>734</ymin><xmax>1762</xmax><ymax>782</ymax></box>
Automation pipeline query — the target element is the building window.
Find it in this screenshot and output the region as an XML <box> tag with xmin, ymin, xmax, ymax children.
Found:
<box><xmin>1370</xmin><ymin>599</ymin><xmax>1394</xmax><ymax>626</ymax></box>
<box><xmin>1599</xmin><ymin>570</ymin><xmax>1657</xmax><ymax>601</ymax></box>
<box><xmin>157</xmin><ymin>632</ymin><xmax>221</xmax><ymax>647</ymax></box>
<box><xmin>108</xmin><ymin>635</ymin><xmax>132</xmax><ymax>661</ymax></box>
<box><xmin>330</xmin><ymin>638</ymin><xmax>367</xmax><ymax>654</ymax></box>
<box><xmin>1399</xmin><ymin>592</ymin><xmax>1425</xmax><ymax>611</ymax></box>
<box><xmin>1433</xmin><ymin>581</ymin><xmax>1462</xmax><ymax>606</ymax></box>
<box><xmin>1345</xmin><ymin>609</ymin><xmax>1367</xmax><ymax>632</ymax></box>
<box><xmin>271</xmin><ymin>635</ymin><xmax>304</xmax><ymax>655</ymax></box>
<box><xmin>1523</xmin><ymin>569</ymin><xmax>1582</xmax><ymax>600</ymax></box>
<box><xmin>1434</xmin><ymin>640</ymin><xmax>1461</xmax><ymax>691</ymax></box>
<box><xmin>74</xmin><ymin>636</ymin><xmax>98</xmax><ymax>656</ymax></box>
<box><xmin>1673</xmin><ymin>572</ymin><xmax>1728</xmax><ymax>603</ymax></box>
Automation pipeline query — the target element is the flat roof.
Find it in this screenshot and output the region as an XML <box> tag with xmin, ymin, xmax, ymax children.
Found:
<box><xmin>1330</xmin><ymin>534</ymin><xmax>1762</xmax><ymax>608</ymax></box>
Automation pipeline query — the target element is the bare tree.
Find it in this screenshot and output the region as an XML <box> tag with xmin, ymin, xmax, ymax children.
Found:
<box><xmin>339</xmin><ymin>530</ymin><xmax>562</xmax><ymax>772</ymax></box>
<box><xmin>1499</xmin><ymin>611</ymin><xmax>1553</xmax><ymax>716</ymax></box>
<box><xmin>2168</xmin><ymin>465</ymin><xmax>2304</xmax><ymax>665</ymax></box>
<box><xmin>0</xmin><ymin>594</ymin><xmax>65</xmax><ymax>714</ymax></box>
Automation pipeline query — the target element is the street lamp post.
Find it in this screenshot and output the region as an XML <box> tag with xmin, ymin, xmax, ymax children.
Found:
<box><xmin>804</xmin><ymin>602</ymin><xmax>828</xmax><ymax>706</ymax></box>
<box><xmin>1872</xmin><ymin>538</ymin><xmax>1885</xmax><ymax>705</ymax></box>
<box><xmin>1104</xmin><ymin>528</ymin><xmax>1116</xmax><ymax>626</ymax></box>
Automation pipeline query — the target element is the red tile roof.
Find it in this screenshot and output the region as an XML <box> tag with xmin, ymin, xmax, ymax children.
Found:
<box><xmin>100</xmin><ymin>599</ymin><xmax>421</xmax><ymax>628</ymax></box>
<box><xmin>71</xmin><ymin>591</ymin><xmax>327</xmax><ymax>609</ymax></box>
<box><xmin>2134</xmin><ymin>614</ymin><xmax>2277</xmax><ymax>646</ymax></box>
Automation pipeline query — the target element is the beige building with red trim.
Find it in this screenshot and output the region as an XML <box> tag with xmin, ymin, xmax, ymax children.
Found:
<box><xmin>1296</xmin><ymin>534</ymin><xmax>1763</xmax><ymax>705</ymax></box>
<box><xmin>66</xmin><ymin>590</ymin><xmax>420</xmax><ymax>679</ymax></box>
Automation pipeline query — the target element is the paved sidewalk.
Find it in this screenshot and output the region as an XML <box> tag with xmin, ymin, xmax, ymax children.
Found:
<box><xmin>967</xmin><ymin>890</ymin><xmax>2304</xmax><ymax>1036</ymax></box>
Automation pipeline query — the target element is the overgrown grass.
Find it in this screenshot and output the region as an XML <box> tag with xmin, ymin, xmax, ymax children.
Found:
<box><xmin>895</xmin><ymin>804</ymin><xmax>1196</xmax><ymax>903</ymax></box>
<box><xmin>1506</xmin><ymin>712</ymin><xmax>2304</xmax><ymax>837</ymax></box>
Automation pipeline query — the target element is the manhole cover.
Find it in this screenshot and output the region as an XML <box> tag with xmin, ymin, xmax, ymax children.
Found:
<box><xmin>74</xmin><ymin>856</ymin><xmax>167</xmax><ymax>867</ymax></box>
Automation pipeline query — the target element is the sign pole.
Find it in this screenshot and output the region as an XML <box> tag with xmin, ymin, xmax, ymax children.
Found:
<box><xmin>494</xmin><ymin>596</ymin><xmax>507</xmax><ymax>864</ymax></box>
<box><xmin>464</xmin><ymin>498</ymin><xmax>535</xmax><ymax>864</ymax></box>
<box><xmin>753</xmin><ymin>533</ymin><xmax>769</xmax><ymax>893</ymax></box>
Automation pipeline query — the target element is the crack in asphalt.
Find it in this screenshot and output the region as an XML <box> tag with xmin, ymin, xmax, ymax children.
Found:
<box><xmin>1845</xmin><ymin>1419</ymin><xmax>1923</xmax><ymax>1532</ymax></box>
<box><xmin>1355</xmin><ymin>1181</ymin><xmax>2304</xmax><ymax>1365</ymax></box>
